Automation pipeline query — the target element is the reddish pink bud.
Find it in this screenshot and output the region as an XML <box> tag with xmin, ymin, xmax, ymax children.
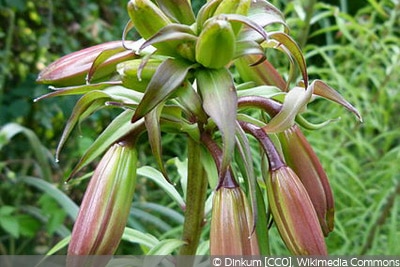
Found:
<box><xmin>267</xmin><ymin>166</ymin><xmax>327</xmax><ymax>255</ymax></box>
<box><xmin>68</xmin><ymin>141</ymin><xmax>137</xmax><ymax>256</ymax></box>
<box><xmin>279</xmin><ymin>125</ymin><xmax>334</xmax><ymax>235</ymax></box>
<box><xmin>210</xmin><ymin>186</ymin><xmax>259</xmax><ymax>255</ymax></box>
<box><xmin>37</xmin><ymin>41</ymin><xmax>137</xmax><ymax>86</ymax></box>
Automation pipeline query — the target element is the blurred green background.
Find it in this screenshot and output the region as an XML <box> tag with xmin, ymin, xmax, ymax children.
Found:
<box><xmin>0</xmin><ymin>0</ymin><xmax>399</xmax><ymax>255</ymax></box>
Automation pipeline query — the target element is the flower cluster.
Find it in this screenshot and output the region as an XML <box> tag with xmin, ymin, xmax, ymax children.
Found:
<box><xmin>37</xmin><ymin>0</ymin><xmax>361</xmax><ymax>257</ymax></box>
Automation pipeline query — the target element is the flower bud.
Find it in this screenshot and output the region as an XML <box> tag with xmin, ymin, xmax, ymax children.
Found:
<box><xmin>68</xmin><ymin>141</ymin><xmax>137</xmax><ymax>256</ymax></box>
<box><xmin>195</xmin><ymin>16</ymin><xmax>236</xmax><ymax>69</ymax></box>
<box><xmin>267</xmin><ymin>166</ymin><xmax>327</xmax><ymax>255</ymax></box>
<box><xmin>279</xmin><ymin>125</ymin><xmax>334</xmax><ymax>236</ymax></box>
<box><xmin>127</xmin><ymin>0</ymin><xmax>171</xmax><ymax>40</ymax></box>
<box><xmin>210</xmin><ymin>186</ymin><xmax>259</xmax><ymax>255</ymax></box>
<box><xmin>117</xmin><ymin>58</ymin><xmax>162</xmax><ymax>92</ymax></box>
<box><xmin>36</xmin><ymin>41</ymin><xmax>136</xmax><ymax>86</ymax></box>
<box><xmin>213</xmin><ymin>0</ymin><xmax>251</xmax><ymax>35</ymax></box>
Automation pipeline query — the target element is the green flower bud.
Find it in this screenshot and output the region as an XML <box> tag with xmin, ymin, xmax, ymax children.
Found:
<box><xmin>117</xmin><ymin>58</ymin><xmax>162</xmax><ymax>92</ymax></box>
<box><xmin>195</xmin><ymin>16</ymin><xmax>236</xmax><ymax>69</ymax></box>
<box><xmin>68</xmin><ymin>141</ymin><xmax>137</xmax><ymax>256</ymax></box>
<box><xmin>213</xmin><ymin>0</ymin><xmax>251</xmax><ymax>35</ymax></box>
<box><xmin>37</xmin><ymin>41</ymin><xmax>137</xmax><ymax>86</ymax></box>
<box><xmin>127</xmin><ymin>0</ymin><xmax>171</xmax><ymax>41</ymax></box>
<box><xmin>210</xmin><ymin>186</ymin><xmax>259</xmax><ymax>255</ymax></box>
<box><xmin>267</xmin><ymin>166</ymin><xmax>327</xmax><ymax>255</ymax></box>
<box><xmin>279</xmin><ymin>125</ymin><xmax>334</xmax><ymax>236</ymax></box>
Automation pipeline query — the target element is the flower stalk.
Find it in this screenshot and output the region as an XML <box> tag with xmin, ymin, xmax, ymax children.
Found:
<box><xmin>179</xmin><ymin>137</ymin><xmax>208</xmax><ymax>256</ymax></box>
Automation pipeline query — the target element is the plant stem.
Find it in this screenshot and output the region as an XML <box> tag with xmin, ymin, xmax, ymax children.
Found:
<box><xmin>178</xmin><ymin>137</ymin><xmax>208</xmax><ymax>257</ymax></box>
<box><xmin>298</xmin><ymin>0</ymin><xmax>317</xmax><ymax>49</ymax></box>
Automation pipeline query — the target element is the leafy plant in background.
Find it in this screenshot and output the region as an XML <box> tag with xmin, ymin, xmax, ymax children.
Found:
<box><xmin>35</xmin><ymin>0</ymin><xmax>361</xmax><ymax>260</ymax></box>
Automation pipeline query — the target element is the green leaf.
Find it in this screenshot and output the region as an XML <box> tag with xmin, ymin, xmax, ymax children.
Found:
<box><xmin>155</xmin><ymin>0</ymin><xmax>195</xmax><ymax>25</ymax></box>
<box><xmin>196</xmin><ymin>68</ymin><xmax>237</xmax><ymax>178</ymax></box>
<box><xmin>0</xmin><ymin>215</ymin><xmax>19</xmax><ymax>238</ymax></box>
<box><xmin>268</xmin><ymin>31</ymin><xmax>308</xmax><ymax>86</ymax></box>
<box><xmin>146</xmin><ymin>239</ymin><xmax>186</xmax><ymax>255</ymax></box>
<box><xmin>46</xmin><ymin>236</ymin><xmax>71</xmax><ymax>255</ymax></box>
<box><xmin>255</xmin><ymin>182</ymin><xmax>270</xmax><ymax>255</ymax></box>
<box><xmin>33</xmin><ymin>81</ymin><xmax>122</xmax><ymax>102</ymax></box>
<box><xmin>19</xmin><ymin>176</ymin><xmax>79</xmax><ymax>220</ymax></box>
<box><xmin>69</xmin><ymin>110</ymin><xmax>144</xmax><ymax>178</ymax></box>
<box><xmin>0</xmin><ymin>123</ymin><xmax>52</xmax><ymax>181</ymax></box>
<box><xmin>145</xmin><ymin>104</ymin><xmax>169</xmax><ymax>181</ymax></box>
<box><xmin>132</xmin><ymin>58</ymin><xmax>196</xmax><ymax>122</ymax></box>
<box><xmin>139</xmin><ymin>24</ymin><xmax>197</xmax><ymax>54</ymax></box>
<box><xmin>122</xmin><ymin>227</ymin><xmax>160</xmax><ymax>249</ymax></box>
<box><xmin>247</xmin><ymin>0</ymin><xmax>288</xmax><ymax>31</ymax></box>
<box><xmin>311</xmin><ymin>80</ymin><xmax>362</xmax><ymax>122</ymax></box>
<box><xmin>55</xmin><ymin>90</ymin><xmax>113</xmax><ymax>161</ymax></box>
<box><xmin>137</xmin><ymin>166</ymin><xmax>185</xmax><ymax>209</ymax></box>
<box><xmin>17</xmin><ymin>214</ymin><xmax>42</xmax><ymax>238</ymax></box>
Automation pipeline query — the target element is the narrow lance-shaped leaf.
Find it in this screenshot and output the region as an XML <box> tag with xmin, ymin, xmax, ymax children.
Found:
<box><xmin>138</xmin><ymin>23</ymin><xmax>197</xmax><ymax>60</ymax></box>
<box><xmin>131</xmin><ymin>58</ymin><xmax>195</xmax><ymax>122</ymax></box>
<box><xmin>311</xmin><ymin>80</ymin><xmax>362</xmax><ymax>121</ymax></box>
<box><xmin>144</xmin><ymin>103</ymin><xmax>170</xmax><ymax>181</ymax></box>
<box><xmin>55</xmin><ymin>91</ymin><xmax>113</xmax><ymax>161</ymax></box>
<box><xmin>155</xmin><ymin>0</ymin><xmax>195</xmax><ymax>25</ymax></box>
<box><xmin>234</xmin><ymin>121</ymin><xmax>258</xmax><ymax>235</ymax></box>
<box><xmin>268</xmin><ymin>31</ymin><xmax>308</xmax><ymax>86</ymax></box>
<box><xmin>70</xmin><ymin>110</ymin><xmax>145</xmax><ymax>179</ymax></box>
<box><xmin>246</xmin><ymin>0</ymin><xmax>288</xmax><ymax>33</ymax></box>
<box><xmin>33</xmin><ymin>81</ymin><xmax>122</xmax><ymax>102</ymax></box>
<box><xmin>196</xmin><ymin>68</ymin><xmax>237</xmax><ymax>179</ymax></box>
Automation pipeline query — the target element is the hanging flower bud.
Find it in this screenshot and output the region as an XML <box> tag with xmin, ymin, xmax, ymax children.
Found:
<box><xmin>210</xmin><ymin>186</ymin><xmax>259</xmax><ymax>255</ymax></box>
<box><xmin>37</xmin><ymin>41</ymin><xmax>137</xmax><ymax>86</ymax></box>
<box><xmin>279</xmin><ymin>125</ymin><xmax>334</xmax><ymax>236</ymax></box>
<box><xmin>267</xmin><ymin>166</ymin><xmax>327</xmax><ymax>255</ymax></box>
<box><xmin>68</xmin><ymin>140</ymin><xmax>137</xmax><ymax>256</ymax></box>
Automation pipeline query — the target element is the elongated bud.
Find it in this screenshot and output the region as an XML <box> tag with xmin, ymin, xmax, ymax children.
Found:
<box><xmin>37</xmin><ymin>41</ymin><xmax>137</xmax><ymax>86</ymax></box>
<box><xmin>117</xmin><ymin>58</ymin><xmax>162</xmax><ymax>92</ymax></box>
<box><xmin>213</xmin><ymin>0</ymin><xmax>251</xmax><ymax>34</ymax></box>
<box><xmin>127</xmin><ymin>0</ymin><xmax>171</xmax><ymax>40</ymax></box>
<box><xmin>195</xmin><ymin>16</ymin><xmax>236</xmax><ymax>69</ymax></box>
<box><xmin>235</xmin><ymin>55</ymin><xmax>287</xmax><ymax>90</ymax></box>
<box><xmin>210</xmin><ymin>186</ymin><xmax>259</xmax><ymax>255</ymax></box>
<box><xmin>68</xmin><ymin>141</ymin><xmax>137</xmax><ymax>256</ymax></box>
<box><xmin>279</xmin><ymin>125</ymin><xmax>334</xmax><ymax>236</ymax></box>
<box><xmin>267</xmin><ymin>166</ymin><xmax>327</xmax><ymax>255</ymax></box>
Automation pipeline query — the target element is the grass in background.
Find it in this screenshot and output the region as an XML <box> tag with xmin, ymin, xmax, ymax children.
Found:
<box><xmin>280</xmin><ymin>0</ymin><xmax>400</xmax><ymax>255</ymax></box>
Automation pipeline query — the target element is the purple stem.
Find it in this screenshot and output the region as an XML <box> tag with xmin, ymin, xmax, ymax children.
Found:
<box><xmin>238</xmin><ymin>121</ymin><xmax>285</xmax><ymax>171</ymax></box>
<box><xmin>238</xmin><ymin>96</ymin><xmax>282</xmax><ymax>117</ymax></box>
<box><xmin>200</xmin><ymin>132</ymin><xmax>238</xmax><ymax>189</ymax></box>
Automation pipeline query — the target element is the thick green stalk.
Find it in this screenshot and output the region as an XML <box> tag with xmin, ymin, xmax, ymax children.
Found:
<box><xmin>179</xmin><ymin>137</ymin><xmax>208</xmax><ymax>256</ymax></box>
